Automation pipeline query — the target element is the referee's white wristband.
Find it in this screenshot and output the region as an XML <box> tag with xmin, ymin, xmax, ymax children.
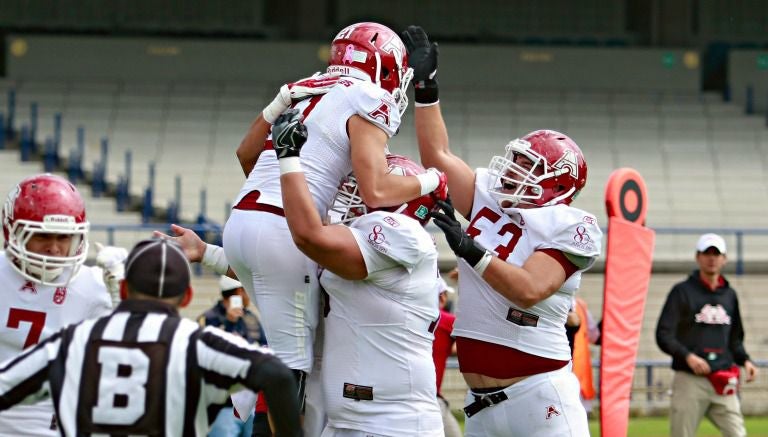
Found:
<box><xmin>416</xmin><ymin>171</ymin><xmax>439</xmax><ymax>196</ymax></box>
<box><xmin>473</xmin><ymin>251</ymin><xmax>493</xmax><ymax>276</ymax></box>
<box><xmin>202</xmin><ymin>243</ymin><xmax>229</xmax><ymax>275</ymax></box>
<box><xmin>279</xmin><ymin>157</ymin><xmax>303</xmax><ymax>175</ymax></box>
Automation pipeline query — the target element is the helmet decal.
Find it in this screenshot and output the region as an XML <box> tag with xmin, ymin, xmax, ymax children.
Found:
<box><xmin>553</xmin><ymin>149</ymin><xmax>579</xmax><ymax>179</ymax></box>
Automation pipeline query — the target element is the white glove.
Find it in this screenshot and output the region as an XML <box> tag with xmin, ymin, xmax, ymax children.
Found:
<box><xmin>262</xmin><ymin>73</ymin><xmax>340</xmax><ymax>124</ymax></box>
<box><xmin>95</xmin><ymin>242</ymin><xmax>128</xmax><ymax>307</ymax></box>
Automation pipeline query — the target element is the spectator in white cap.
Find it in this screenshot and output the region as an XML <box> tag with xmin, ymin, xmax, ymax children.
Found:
<box><xmin>198</xmin><ymin>276</ymin><xmax>267</xmax><ymax>347</ymax></box>
<box><xmin>432</xmin><ymin>274</ymin><xmax>461</xmax><ymax>437</ymax></box>
<box><xmin>656</xmin><ymin>233</ymin><xmax>758</xmax><ymax>437</ymax></box>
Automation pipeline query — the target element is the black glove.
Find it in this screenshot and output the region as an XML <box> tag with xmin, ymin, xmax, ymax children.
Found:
<box><xmin>400</xmin><ymin>25</ymin><xmax>439</xmax><ymax>105</ymax></box>
<box><xmin>271</xmin><ymin>109</ymin><xmax>308</xmax><ymax>159</ymax></box>
<box><xmin>429</xmin><ymin>198</ymin><xmax>486</xmax><ymax>267</ymax></box>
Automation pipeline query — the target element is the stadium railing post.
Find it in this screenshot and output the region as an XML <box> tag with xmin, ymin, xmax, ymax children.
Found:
<box><xmin>19</xmin><ymin>125</ymin><xmax>30</xmax><ymax>161</ymax></box>
<box><xmin>30</xmin><ymin>103</ymin><xmax>37</xmax><ymax>147</ymax></box>
<box><xmin>6</xmin><ymin>89</ymin><xmax>15</xmax><ymax>140</ymax></box>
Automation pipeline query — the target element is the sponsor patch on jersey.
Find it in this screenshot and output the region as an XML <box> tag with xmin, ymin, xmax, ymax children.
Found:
<box><xmin>343</xmin><ymin>383</ymin><xmax>374</xmax><ymax>401</ymax></box>
<box><xmin>383</xmin><ymin>216</ymin><xmax>400</xmax><ymax>227</ymax></box>
<box><xmin>506</xmin><ymin>307</ymin><xmax>539</xmax><ymax>327</ymax></box>
<box><xmin>582</xmin><ymin>215</ymin><xmax>595</xmax><ymax>225</ymax></box>
<box><xmin>366</xmin><ymin>224</ymin><xmax>389</xmax><ymax>254</ymax></box>
<box><xmin>415</xmin><ymin>205</ymin><xmax>429</xmax><ymax>220</ymax></box>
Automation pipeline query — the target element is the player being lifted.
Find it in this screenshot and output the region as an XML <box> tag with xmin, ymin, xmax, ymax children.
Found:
<box><xmin>403</xmin><ymin>26</ymin><xmax>602</xmax><ymax>436</ymax></box>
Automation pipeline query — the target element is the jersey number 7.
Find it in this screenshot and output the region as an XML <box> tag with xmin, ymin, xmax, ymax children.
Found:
<box><xmin>7</xmin><ymin>308</ymin><xmax>47</xmax><ymax>348</ymax></box>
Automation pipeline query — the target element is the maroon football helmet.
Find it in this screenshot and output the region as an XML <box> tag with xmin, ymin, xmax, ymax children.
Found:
<box><xmin>331</xmin><ymin>154</ymin><xmax>438</xmax><ymax>226</ymax></box>
<box><xmin>2</xmin><ymin>174</ymin><xmax>89</xmax><ymax>285</ymax></box>
<box><xmin>487</xmin><ymin>130</ymin><xmax>588</xmax><ymax>208</ymax></box>
<box><xmin>327</xmin><ymin>22</ymin><xmax>413</xmax><ymax>114</ymax></box>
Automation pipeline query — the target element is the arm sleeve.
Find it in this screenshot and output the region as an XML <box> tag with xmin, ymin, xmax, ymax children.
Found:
<box><xmin>0</xmin><ymin>331</ymin><xmax>61</xmax><ymax>410</ymax></box>
<box><xmin>655</xmin><ymin>287</ymin><xmax>690</xmax><ymax>363</ymax></box>
<box><xmin>729</xmin><ymin>294</ymin><xmax>751</xmax><ymax>365</ymax></box>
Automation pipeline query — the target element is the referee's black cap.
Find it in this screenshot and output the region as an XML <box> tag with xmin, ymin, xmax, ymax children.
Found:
<box><xmin>124</xmin><ymin>238</ymin><xmax>191</xmax><ymax>298</ymax></box>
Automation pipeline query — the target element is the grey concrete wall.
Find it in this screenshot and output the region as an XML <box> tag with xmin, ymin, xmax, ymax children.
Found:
<box><xmin>5</xmin><ymin>34</ymin><xmax>328</xmax><ymax>84</ymax></box>
<box><xmin>729</xmin><ymin>49</ymin><xmax>768</xmax><ymax>113</ymax></box>
<box><xmin>6</xmin><ymin>35</ymin><xmax>701</xmax><ymax>92</ymax></box>
<box><xmin>438</xmin><ymin>45</ymin><xmax>700</xmax><ymax>92</ymax></box>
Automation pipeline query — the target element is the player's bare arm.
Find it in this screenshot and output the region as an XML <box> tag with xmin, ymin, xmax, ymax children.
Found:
<box><xmin>414</xmin><ymin>104</ymin><xmax>476</xmax><ymax>216</ymax></box>
<box><xmin>238</xmin><ymin>74</ymin><xmax>341</xmax><ymax>176</ymax></box>
<box><xmin>153</xmin><ymin>224</ymin><xmax>237</xmax><ymax>279</ymax></box>
<box><xmin>403</xmin><ymin>25</ymin><xmax>476</xmax><ymax>217</ymax></box>
<box><xmin>348</xmin><ymin>115</ymin><xmax>433</xmax><ymax>208</ymax></box>
<box><xmin>482</xmin><ymin>251</ymin><xmax>567</xmax><ymax>308</ymax></box>
<box><xmin>276</xmin><ymin>110</ymin><xmax>367</xmax><ymax>280</ymax></box>
<box><xmin>236</xmin><ymin>114</ymin><xmax>271</xmax><ymax>177</ymax></box>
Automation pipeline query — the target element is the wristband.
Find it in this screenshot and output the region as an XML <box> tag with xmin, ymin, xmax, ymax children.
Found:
<box><xmin>279</xmin><ymin>157</ymin><xmax>303</xmax><ymax>175</ymax></box>
<box><xmin>202</xmin><ymin>243</ymin><xmax>229</xmax><ymax>275</ymax></box>
<box><xmin>414</xmin><ymin>80</ymin><xmax>439</xmax><ymax>105</ymax></box>
<box><xmin>414</xmin><ymin>99</ymin><xmax>440</xmax><ymax>108</ymax></box>
<box><xmin>472</xmin><ymin>251</ymin><xmax>493</xmax><ymax>276</ymax></box>
<box><xmin>416</xmin><ymin>171</ymin><xmax>440</xmax><ymax>196</ymax></box>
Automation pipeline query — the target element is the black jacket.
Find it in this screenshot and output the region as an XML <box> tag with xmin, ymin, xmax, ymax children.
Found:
<box><xmin>655</xmin><ymin>270</ymin><xmax>751</xmax><ymax>373</ymax></box>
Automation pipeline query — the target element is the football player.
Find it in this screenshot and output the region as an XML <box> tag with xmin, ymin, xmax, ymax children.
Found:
<box><xmin>272</xmin><ymin>110</ymin><xmax>444</xmax><ymax>437</ymax></box>
<box><xmin>404</xmin><ymin>26</ymin><xmax>602</xmax><ymax>436</ymax></box>
<box><xmin>221</xmin><ymin>21</ymin><xmax>447</xmax><ymax>431</ymax></box>
<box><xmin>0</xmin><ymin>173</ymin><xmax>121</xmax><ymax>436</ymax></box>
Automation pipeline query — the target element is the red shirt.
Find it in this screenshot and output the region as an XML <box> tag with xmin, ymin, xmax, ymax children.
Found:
<box><xmin>432</xmin><ymin>309</ymin><xmax>456</xmax><ymax>396</ymax></box>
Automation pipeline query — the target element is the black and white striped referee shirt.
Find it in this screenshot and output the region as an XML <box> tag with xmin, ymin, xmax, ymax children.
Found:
<box><xmin>0</xmin><ymin>299</ymin><xmax>301</xmax><ymax>436</ymax></box>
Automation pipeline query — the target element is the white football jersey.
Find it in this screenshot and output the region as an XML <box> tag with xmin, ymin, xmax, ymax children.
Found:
<box><xmin>319</xmin><ymin>212</ymin><xmax>442</xmax><ymax>435</ymax></box>
<box><xmin>452</xmin><ymin>169</ymin><xmax>602</xmax><ymax>361</ymax></box>
<box><xmin>0</xmin><ymin>254</ymin><xmax>112</xmax><ymax>436</ymax></box>
<box><xmin>236</xmin><ymin>77</ymin><xmax>402</xmax><ymax>218</ymax></box>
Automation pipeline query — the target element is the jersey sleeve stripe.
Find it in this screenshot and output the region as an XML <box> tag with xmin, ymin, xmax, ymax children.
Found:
<box><xmin>196</xmin><ymin>340</ymin><xmax>251</xmax><ymax>380</ymax></box>
<box><xmin>0</xmin><ymin>337</ymin><xmax>61</xmax><ymax>408</ymax></box>
<box><xmin>57</xmin><ymin>317</ymin><xmax>101</xmax><ymax>436</ymax></box>
<box><xmin>165</xmin><ymin>318</ymin><xmax>197</xmax><ymax>436</ymax></box>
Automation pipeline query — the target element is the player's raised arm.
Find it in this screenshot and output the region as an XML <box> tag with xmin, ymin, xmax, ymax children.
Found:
<box><xmin>274</xmin><ymin>110</ymin><xmax>368</xmax><ymax>280</ymax></box>
<box><xmin>237</xmin><ymin>73</ymin><xmax>341</xmax><ymax>176</ymax></box>
<box><xmin>403</xmin><ymin>25</ymin><xmax>476</xmax><ymax>217</ymax></box>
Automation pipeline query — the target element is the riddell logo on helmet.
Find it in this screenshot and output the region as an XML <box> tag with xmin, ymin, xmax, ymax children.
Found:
<box><xmin>44</xmin><ymin>215</ymin><xmax>74</xmax><ymax>224</ymax></box>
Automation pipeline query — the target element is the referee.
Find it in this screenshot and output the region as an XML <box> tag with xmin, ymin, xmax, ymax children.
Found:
<box><xmin>0</xmin><ymin>238</ymin><xmax>301</xmax><ymax>436</ymax></box>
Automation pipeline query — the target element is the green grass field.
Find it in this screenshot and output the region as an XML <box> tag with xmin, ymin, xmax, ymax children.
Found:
<box><xmin>457</xmin><ymin>415</ymin><xmax>768</xmax><ymax>436</ymax></box>
<box><xmin>587</xmin><ymin>416</ymin><xmax>768</xmax><ymax>436</ymax></box>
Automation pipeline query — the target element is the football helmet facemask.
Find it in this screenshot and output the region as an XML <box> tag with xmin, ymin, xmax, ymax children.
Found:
<box><xmin>2</xmin><ymin>174</ymin><xmax>89</xmax><ymax>286</ymax></box>
<box><xmin>328</xmin><ymin>22</ymin><xmax>414</xmax><ymax>115</ymax></box>
<box><xmin>487</xmin><ymin>130</ymin><xmax>587</xmax><ymax>209</ymax></box>
<box><xmin>331</xmin><ymin>154</ymin><xmax>438</xmax><ymax>226</ymax></box>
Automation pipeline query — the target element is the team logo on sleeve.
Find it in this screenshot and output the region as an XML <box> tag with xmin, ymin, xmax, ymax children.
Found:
<box><xmin>571</xmin><ymin>225</ymin><xmax>594</xmax><ymax>251</ymax></box>
<box><xmin>367</xmin><ymin>100</ymin><xmax>392</xmax><ymax>126</ymax></box>
<box><xmin>367</xmin><ymin>225</ymin><xmax>389</xmax><ymax>254</ymax></box>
